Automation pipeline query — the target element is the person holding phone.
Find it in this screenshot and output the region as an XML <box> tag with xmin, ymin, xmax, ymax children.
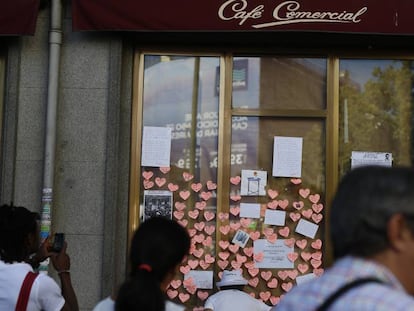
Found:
<box><xmin>0</xmin><ymin>203</ymin><xmax>79</xmax><ymax>311</ymax></box>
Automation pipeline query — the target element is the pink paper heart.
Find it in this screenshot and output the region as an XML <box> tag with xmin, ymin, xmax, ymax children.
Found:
<box><xmin>199</xmin><ymin>260</ymin><xmax>210</xmax><ymax>270</ymax></box>
<box><xmin>159</xmin><ymin>166</ymin><xmax>171</xmax><ymax>174</ymax></box>
<box><xmin>278</xmin><ymin>199</ymin><xmax>289</xmax><ymax>210</ymax></box>
<box><xmin>266</xmin><ymin>233</ymin><xmax>278</xmax><ymax>244</ymax></box>
<box><xmin>206</xmin><ymin>180</ymin><xmax>217</xmax><ymax>190</ymax></box>
<box><xmin>311</xmin><ymin>258</ymin><xmax>322</xmax><ymax>268</ymax></box>
<box><xmin>195</xmin><ymin>201</ymin><xmax>207</xmax><ymax>210</ymax></box>
<box><xmin>179</xmin><ymin>190</ymin><xmax>191</xmax><ymax>200</ymax></box>
<box><xmin>299</xmin><ymin>188</ymin><xmax>310</xmax><ymax>198</ymax></box>
<box><xmin>289</xmin><ymin>212</ymin><xmax>301</xmax><ymax>222</ymax></box>
<box><xmin>187</xmin><ymin>229</ymin><xmax>196</xmax><ymax>237</ymax></box>
<box><xmin>229</xmin><ymin>244</ymin><xmax>240</xmax><ymax>253</ymax></box>
<box><xmin>155</xmin><ymin>177</ymin><xmax>166</xmax><ymax>187</ymax></box>
<box><xmin>267</xmin><ymin>189</ymin><xmax>279</xmax><ymax>199</ymax></box>
<box><xmin>277</xmin><ymin>270</ymin><xmax>288</xmax><ymax>280</ymax></box>
<box><xmin>218</xmin><ymin>251</ymin><xmax>230</xmax><ymax>260</ymax></box>
<box><xmin>231</xmin><ymin>260</ymin><xmax>242</xmax><ymax>270</ymax></box>
<box><xmin>263</xmin><ymin>227</ymin><xmax>274</xmax><ymax>237</ymax></box>
<box><xmin>267</xmin><ymin>278</ymin><xmax>278</xmax><ymax>288</ymax></box>
<box><xmin>229</xmin><ymin>222</ymin><xmax>241</xmax><ymax>231</ymax></box>
<box><xmin>309</xmin><ymin>194</ymin><xmax>320</xmax><ymax>204</ymax></box>
<box><xmin>278</xmin><ymin>227</ymin><xmax>290</xmax><ymax>238</ymax></box>
<box><xmin>142</xmin><ymin>171</ymin><xmax>154</xmax><ymax>180</ymax></box>
<box><xmin>188</xmin><ymin>259</ymin><xmax>199</xmax><ymax>269</ymax></box>
<box><xmin>312</xmin><ymin>251</ymin><xmax>322</xmax><ymax>260</ymax></box>
<box><xmin>197</xmin><ymin>291</ymin><xmax>209</xmax><ymax>301</ymax></box>
<box><xmin>188</xmin><ymin>210</ymin><xmax>200</xmax><ymax>219</ymax></box>
<box><xmin>311</xmin><ymin>239</ymin><xmax>322</xmax><ymax>250</ymax></box>
<box><xmin>200</xmin><ymin>191</ymin><xmax>212</xmax><ymax>201</ymax></box>
<box><xmin>204</xmin><ymin>225</ymin><xmax>215</xmax><ymax>235</ymax></box>
<box><xmin>193</xmin><ymin>248</ymin><xmax>204</xmax><ymax>258</ymax></box>
<box><xmin>298</xmin><ymin>263</ymin><xmax>309</xmax><ymax>274</ymax></box>
<box><xmin>293</xmin><ymin>201</ymin><xmax>304</xmax><ymax>210</ymax></box>
<box><xmin>183</xmin><ymin>172</ymin><xmax>194</xmax><ymax>181</ymax></box>
<box><xmin>143</xmin><ymin>180</ymin><xmax>154</xmax><ymax>189</ymax></box>
<box><xmin>203</xmin><ymin>211</ymin><xmax>215</xmax><ymax>221</ymax></box>
<box><xmin>194</xmin><ymin>222</ymin><xmax>206</xmax><ymax>231</ymax></box>
<box><xmin>312</xmin><ymin>213</ymin><xmax>323</xmax><ymax>223</ymax></box>
<box><xmin>202</xmin><ymin>236</ymin><xmax>213</xmax><ymax>247</ymax></box>
<box><xmin>267</xmin><ymin>200</ymin><xmax>278</xmax><ymax>209</ymax></box>
<box><xmin>204</xmin><ymin>254</ymin><xmax>215</xmax><ymax>264</ymax></box>
<box><xmin>287</xmin><ymin>270</ymin><xmax>298</xmax><ymax>280</ymax></box>
<box><xmin>170</xmin><ymin>279</ymin><xmax>182</xmax><ymax>289</ymax></box>
<box><xmin>243</xmin><ymin>247</ymin><xmax>254</xmax><ymax>257</ymax></box>
<box><xmin>244</xmin><ymin>261</ymin><xmax>255</xmax><ymax>269</ymax></box>
<box><xmin>302</xmin><ymin>209</ymin><xmax>313</xmax><ymax>219</ymax></box>
<box><xmin>290</xmin><ymin>178</ymin><xmax>302</xmax><ymax>185</ymax></box>
<box><xmin>301</xmin><ymin>252</ymin><xmax>312</xmax><ymax>261</ymax></box>
<box><xmin>218</xmin><ymin>240</ymin><xmax>230</xmax><ymax>250</ymax></box>
<box><xmin>219</xmin><ymin>225</ymin><xmax>230</xmax><ymax>235</ymax></box>
<box><xmin>178</xmin><ymin>293</ymin><xmax>190</xmax><ymax>303</ymax></box>
<box><xmin>248</xmin><ymin>277</ymin><xmax>259</xmax><ymax>287</ymax></box>
<box><xmin>180</xmin><ymin>265</ymin><xmax>190</xmax><ymax>274</ymax></box>
<box><xmin>281</xmin><ymin>282</ymin><xmax>293</xmax><ymax>292</ymax></box>
<box><xmin>260</xmin><ymin>271</ymin><xmax>272</xmax><ymax>281</ymax></box>
<box><xmin>287</xmin><ymin>252</ymin><xmax>298</xmax><ymax>262</ymax></box>
<box><xmin>230</xmin><ymin>206</ymin><xmax>240</xmax><ymax>216</ymax></box>
<box><xmin>248</xmin><ymin>267</ymin><xmax>259</xmax><ymax>277</ymax></box>
<box><xmin>167</xmin><ymin>183</ymin><xmax>179</xmax><ymax>192</ymax></box>
<box><xmin>240</xmin><ymin>218</ymin><xmax>251</xmax><ymax>228</ymax></box>
<box><xmin>270</xmin><ymin>296</ymin><xmax>281</xmax><ymax>306</ymax></box>
<box><xmin>230</xmin><ymin>194</ymin><xmax>241</xmax><ymax>202</ymax></box>
<box><xmin>295</xmin><ymin>239</ymin><xmax>307</xmax><ymax>249</ymax></box>
<box><xmin>178</xmin><ymin>219</ymin><xmax>188</xmax><ymax>227</ymax></box>
<box><xmin>167</xmin><ymin>289</ymin><xmax>178</xmax><ymax>299</ymax></box>
<box><xmin>193</xmin><ymin>233</ymin><xmax>205</xmax><ymax>244</ymax></box>
<box><xmin>217</xmin><ymin>260</ymin><xmax>229</xmax><ymax>270</ymax></box>
<box><xmin>284</xmin><ymin>238</ymin><xmax>295</xmax><ymax>248</ymax></box>
<box><xmin>230</xmin><ymin>176</ymin><xmax>241</xmax><ymax>185</ymax></box>
<box><xmin>259</xmin><ymin>291</ymin><xmax>271</xmax><ymax>302</ymax></box>
<box><xmin>175</xmin><ymin>202</ymin><xmax>186</xmax><ymax>211</ymax></box>
<box><xmin>312</xmin><ymin>203</ymin><xmax>324</xmax><ymax>213</ymax></box>
<box><xmin>186</xmin><ymin>284</ymin><xmax>197</xmax><ymax>295</ymax></box>
<box><xmin>236</xmin><ymin>254</ymin><xmax>247</xmax><ymax>263</ymax></box>
<box><xmin>191</xmin><ymin>183</ymin><xmax>202</xmax><ymax>192</ymax></box>
<box><xmin>173</xmin><ymin>211</ymin><xmax>185</xmax><ymax>220</ymax></box>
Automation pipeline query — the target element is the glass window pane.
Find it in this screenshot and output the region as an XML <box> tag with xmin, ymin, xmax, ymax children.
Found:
<box><xmin>232</xmin><ymin>57</ymin><xmax>327</xmax><ymax>110</ymax></box>
<box><xmin>339</xmin><ymin>59</ymin><xmax>414</xmax><ymax>177</ymax></box>
<box><xmin>140</xmin><ymin>55</ymin><xmax>220</xmax><ymax>309</ymax></box>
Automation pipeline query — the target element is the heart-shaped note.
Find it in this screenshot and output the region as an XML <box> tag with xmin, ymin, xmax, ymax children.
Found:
<box><xmin>191</xmin><ymin>183</ymin><xmax>202</xmax><ymax>192</ymax></box>
<box><xmin>267</xmin><ymin>189</ymin><xmax>279</xmax><ymax>199</ymax></box>
<box><xmin>230</xmin><ymin>176</ymin><xmax>241</xmax><ymax>185</ymax></box>
<box><xmin>142</xmin><ymin>171</ymin><xmax>153</xmax><ymax>180</ymax></box>
<box><xmin>159</xmin><ymin>167</ymin><xmax>171</xmax><ymax>174</ymax></box>
<box><xmin>167</xmin><ymin>183</ymin><xmax>179</xmax><ymax>192</ymax></box>
<box><xmin>267</xmin><ymin>278</ymin><xmax>278</xmax><ymax>288</ymax></box>
<box><xmin>155</xmin><ymin>177</ymin><xmax>166</xmax><ymax>187</ymax></box>
<box><xmin>183</xmin><ymin>172</ymin><xmax>194</xmax><ymax>181</ymax></box>
<box><xmin>299</xmin><ymin>188</ymin><xmax>310</xmax><ymax>198</ymax></box>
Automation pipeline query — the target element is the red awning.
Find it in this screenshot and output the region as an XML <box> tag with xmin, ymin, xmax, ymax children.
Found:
<box><xmin>72</xmin><ymin>0</ymin><xmax>414</xmax><ymax>35</ymax></box>
<box><xmin>0</xmin><ymin>0</ymin><xmax>40</xmax><ymax>36</ymax></box>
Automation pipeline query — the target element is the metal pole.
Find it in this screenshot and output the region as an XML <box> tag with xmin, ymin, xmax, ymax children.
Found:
<box><xmin>39</xmin><ymin>0</ymin><xmax>63</xmax><ymax>273</ymax></box>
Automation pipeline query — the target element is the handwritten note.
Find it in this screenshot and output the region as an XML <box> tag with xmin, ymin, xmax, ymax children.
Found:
<box><xmin>272</xmin><ymin>136</ymin><xmax>303</xmax><ymax>177</ymax></box>
<box><xmin>253</xmin><ymin>239</ymin><xmax>294</xmax><ymax>269</ymax></box>
<box><xmin>184</xmin><ymin>270</ymin><xmax>213</xmax><ymax>289</ymax></box>
<box><xmin>264</xmin><ymin>210</ymin><xmax>286</xmax><ymax>226</ymax></box>
<box><xmin>240</xmin><ymin>203</ymin><xmax>261</xmax><ymax>219</ymax></box>
<box><xmin>141</xmin><ymin>126</ymin><xmax>172</xmax><ymax>167</ymax></box>
<box><xmin>295</xmin><ymin>219</ymin><xmax>319</xmax><ymax>239</ymax></box>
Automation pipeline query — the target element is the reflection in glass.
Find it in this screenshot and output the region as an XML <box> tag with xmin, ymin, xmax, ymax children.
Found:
<box><xmin>339</xmin><ymin>60</ymin><xmax>414</xmax><ymax>177</ymax></box>
<box><xmin>232</xmin><ymin>57</ymin><xmax>327</xmax><ymax>110</ymax></box>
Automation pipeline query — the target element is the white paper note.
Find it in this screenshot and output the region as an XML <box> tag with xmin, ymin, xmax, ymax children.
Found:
<box><xmin>295</xmin><ymin>219</ymin><xmax>319</xmax><ymax>239</ymax></box>
<box><xmin>253</xmin><ymin>239</ymin><xmax>294</xmax><ymax>269</ymax></box>
<box><xmin>272</xmin><ymin>136</ymin><xmax>303</xmax><ymax>177</ymax></box>
<box><xmin>240</xmin><ymin>203</ymin><xmax>261</xmax><ymax>219</ymax></box>
<box><xmin>264</xmin><ymin>210</ymin><xmax>286</xmax><ymax>226</ymax></box>
<box><xmin>141</xmin><ymin>126</ymin><xmax>171</xmax><ymax>167</ymax></box>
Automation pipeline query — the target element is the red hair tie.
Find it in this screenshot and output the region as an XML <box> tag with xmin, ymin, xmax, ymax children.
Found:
<box><xmin>138</xmin><ymin>263</ymin><xmax>152</xmax><ymax>272</ymax></box>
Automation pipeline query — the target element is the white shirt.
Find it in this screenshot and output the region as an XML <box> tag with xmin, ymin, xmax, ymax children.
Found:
<box><xmin>0</xmin><ymin>260</ymin><xmax>65</xmax><ymax>311</ymax></box>
<box><xmin>204</xmin><ymin>289</ymin><xmax>271</xmax><ymax>311</ymax></box>
<box><xmin>91</xmin><ymin>297</ymin><xmax>184</xmax><ymax>311</ymax></box>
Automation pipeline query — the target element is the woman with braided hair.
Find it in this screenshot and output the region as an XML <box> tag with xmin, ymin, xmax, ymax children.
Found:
<box><xmin>116</xmin><ymin>216</ymin><xmax>191</xmax><ymax>311</ymax></box>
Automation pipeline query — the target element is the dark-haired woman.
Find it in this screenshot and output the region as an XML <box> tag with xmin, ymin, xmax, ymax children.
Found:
<box><xmin>116</xmin><ymin>216</ymin><xmax>191</xmax><ymax>311</ymax></box>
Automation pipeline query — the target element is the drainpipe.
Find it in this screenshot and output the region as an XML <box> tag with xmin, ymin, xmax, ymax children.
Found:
<box><xmin>39</xmin><ymin>0</ymin><xmax>63</xmax><ymax>273</ymax></box>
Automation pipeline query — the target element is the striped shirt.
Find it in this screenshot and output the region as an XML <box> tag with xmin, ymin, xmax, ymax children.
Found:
<box><xmin>272</xmin><ymin>256</ymin><xmax>414</xmax><ymax>311</ymax></box>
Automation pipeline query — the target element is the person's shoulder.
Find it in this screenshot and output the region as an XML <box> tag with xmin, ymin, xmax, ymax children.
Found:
<box><xmin>92</xmin><ymin>296</ymin><xmax>115</xmax><ymax>311</ymax></box>
<box><xmin>165</xmin><ymin>300</ymin><xmax>186</xmax><ymax>311</ymax></box>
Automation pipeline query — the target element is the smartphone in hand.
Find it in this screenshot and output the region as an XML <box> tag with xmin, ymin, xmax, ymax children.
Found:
<box><xmin>52</xmin><ymin>233</ymin><xmax>65</xmax><ymax>252</ymax></box>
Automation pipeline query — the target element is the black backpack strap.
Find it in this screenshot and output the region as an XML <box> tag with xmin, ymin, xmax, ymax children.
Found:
<box><xmin>316</xmin><ymin>277</ymin><xmax>384</xmax><ymax>311</ymax></box>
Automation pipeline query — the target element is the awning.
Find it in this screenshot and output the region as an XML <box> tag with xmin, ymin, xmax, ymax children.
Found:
<box><xmin>73</xmin><ymin>0</ymin><xmax>414</xmax><ymax>35</ymax></box>
<box><xmin>0</xmin><ymin>0</ymin><xmax>40</xmax><ymax>36</ymax></box>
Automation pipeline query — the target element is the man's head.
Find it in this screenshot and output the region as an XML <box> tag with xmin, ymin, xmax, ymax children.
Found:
<box><xmin>330</xmin><ymin>166</ymin><xmax>414</xmax><ymax>259</ymax></box>
<box><xmin>0</xmin><ymin>204</ymin><xmax>40</xmax><ymax>263</ymax></box>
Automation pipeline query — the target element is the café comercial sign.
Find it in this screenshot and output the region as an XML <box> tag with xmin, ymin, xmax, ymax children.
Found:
<box><xmin>72</xmin><ymin>0</ymin><xmax>412</xmax><ymax>34</ymax></box>
<box><xmin>218</xmin><ymin>0</ymin><xmax>367</xmax><ymax>28</ymax></box>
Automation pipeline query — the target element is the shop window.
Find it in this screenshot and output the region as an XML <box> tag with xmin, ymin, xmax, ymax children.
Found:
<box><xmin>131</xmin><ymin>53</ymin><xmax>329</xmax><ymax>309</ymax></box>
<box><xmin>339</xmin><ymin>59</ymin><xmax>414</xmax><ymax>177</ymax></box>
